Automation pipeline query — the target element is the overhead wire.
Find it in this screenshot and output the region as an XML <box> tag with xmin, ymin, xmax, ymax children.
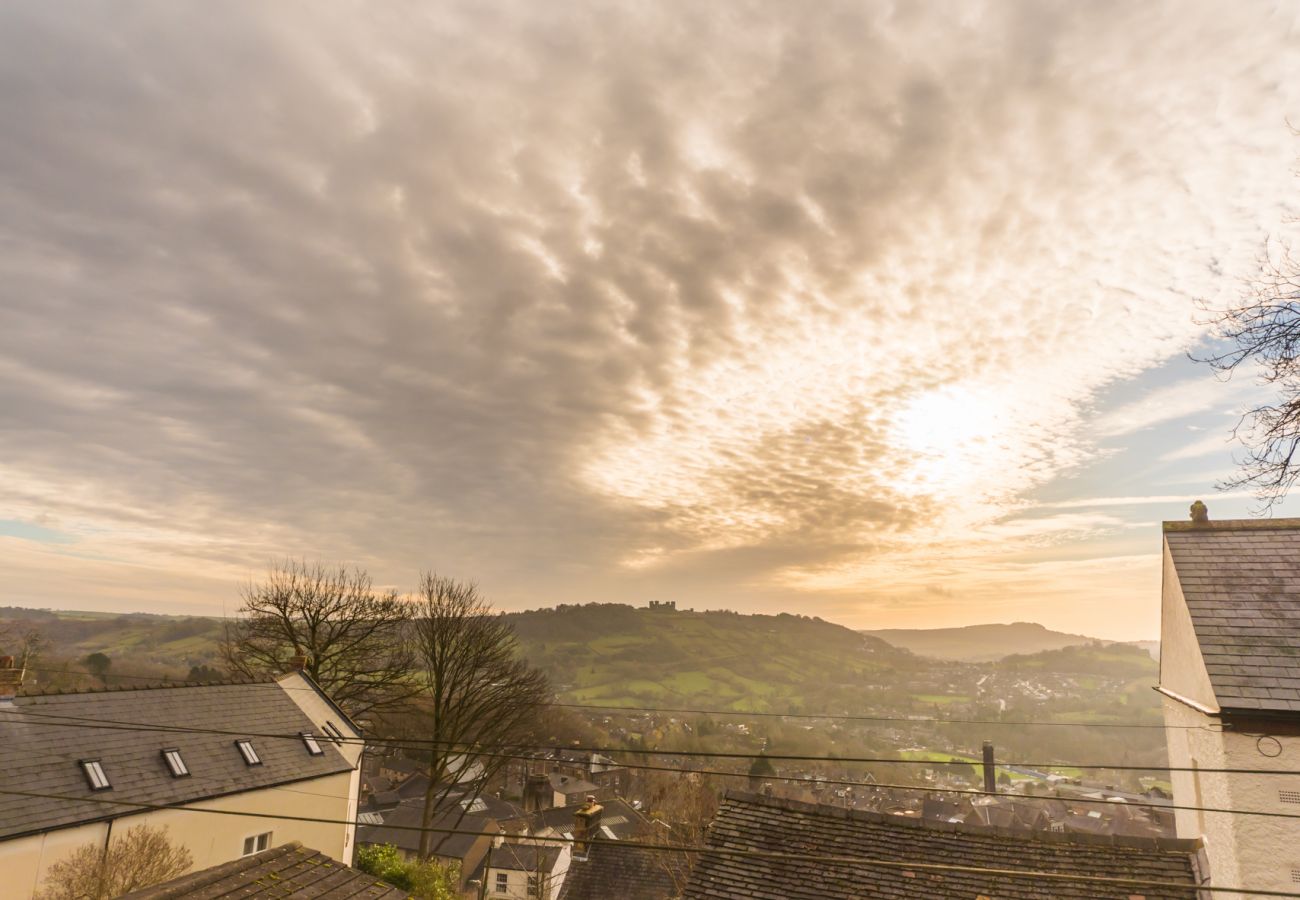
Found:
<box><xmin>10</xmin><ymin>702</ymin><xmax>1295</xmax><ymax>776</ymax></box>
<box><xmin>0</xmin><ymin>786</ymin><xmax>1291</xmax><ymax>897</ymax></box>
<box><xmin>25</xmin><ymin>667</ymin><xmax>1212</xmax><ymax>729</ymax></box>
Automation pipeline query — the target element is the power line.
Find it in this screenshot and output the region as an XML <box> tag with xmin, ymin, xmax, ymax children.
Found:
<box><xmin>48</xmin><ymin>725</ymin><xmax>1283</xmax><ymax>825</ymax></box>
<box><xmin>27</xmin><ymin>667</ymin><xmax>1209</xmax><ymax>730</ymax></box>
<box><xmin>0</xmin><ymin>786</ymin><xmax>1289</xmax><ymax>897</ymax></box>
<box><xmin>553</xmin><ymin>700</ymin><xmax>1192</xmax><ymax>730</ymax></box>
<box><xmin>11</xmin><ymin>704</ymin><xmax>1300</xmax><ymax>779</ymax></box>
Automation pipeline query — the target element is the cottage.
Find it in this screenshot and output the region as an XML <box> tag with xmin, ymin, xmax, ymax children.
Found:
<box><xmin>1159</xmin><ymin>512</ymin><xmax>1300</xmax><ymax>893</ymax></box>
<box><xmin>0</xmin><ymin>662</ymin><xmax>363</xmax><ymax>899</ymax></box>
<box><xmin>681</xmin><ymin>791</ymin><xmax>1200</xmax><ymax>899</ymax></box>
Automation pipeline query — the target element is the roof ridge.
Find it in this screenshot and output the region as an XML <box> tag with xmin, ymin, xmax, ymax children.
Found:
<box><xmin>1164</xmin><ymin>517</ymin><xmax>1300</xmax><ymax>533</ymax></box>
<box><xmin>720</xmin><ymin>790</ymin><xmax>1202</xmax><ymax>854</ymax></box>
<box><xmin>17</xmin><ymin>677</ymin><xmax>278</xmax><ymax>698</ymax></box>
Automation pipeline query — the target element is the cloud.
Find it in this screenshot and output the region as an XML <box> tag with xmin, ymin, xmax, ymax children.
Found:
<box><xmin>1092</xmin><ymin>375</ymin><xmax>1258</xmax><ymax>438</ymax></box>
<box><xmin>0</xmin><ymin>1</ymin><xmax>1297</xmax><ymax>622</ymax></box>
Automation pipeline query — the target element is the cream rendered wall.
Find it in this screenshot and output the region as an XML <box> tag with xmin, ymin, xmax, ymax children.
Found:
<box><xmin>0</xmin><ymin>770</ymin><xmax>355</xmax><ymax>900</ymax></box>
<box><xmin>1159</xmin><ymin>541</ymin><xmax>1218</xmax><ymax>712</ymax></box>
<box><xmin>275</xmin><ymin>671</ymin><xmax>362</xmax><ymax>863</ymax></box>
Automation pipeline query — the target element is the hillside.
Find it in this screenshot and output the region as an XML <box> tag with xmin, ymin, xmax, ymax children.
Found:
<box><xmin>506</xmin><ymin>603</ymin><xmax>919</xmax><ymax>712</ymax></box>
<box><xmin>861</xmin><ymin>622</ymin><xmax>1098</xmax><ymax>662</ymax></box>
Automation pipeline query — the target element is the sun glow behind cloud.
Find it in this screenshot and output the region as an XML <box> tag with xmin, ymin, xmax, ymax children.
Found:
<box><xmin>0</xmin><ymin>1</ymin><xmax>1299</xmax><ymax>637</ymax></box>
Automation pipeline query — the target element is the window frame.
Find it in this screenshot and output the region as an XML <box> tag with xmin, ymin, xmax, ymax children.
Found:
<box><xmin>235</xmin><ymin>739</ymin><xmax>262</xmax><ymax>766</ymax></box>
<box><xmin>301</xmin><ymin>732</ymin><xmax>324</xmax><ymax>756</ymax></box>
<box><xmin>241</xmin><ymin>831</ymin><xmax>272</xmax><ymax>857</ymax></box>
<box><xmin>79</xmin><ymin>759</ymin><xmax>111</xmax><ymax>791</ymax></box>
<box><xmin>161</xmin><ymin>747</ymin><xmax>190</xmax><ymax>778</ymax></box>
<box><xmin>495</xmin><ymin>871</ymin><xmax>509</xmax><ymax>892</ymax></box>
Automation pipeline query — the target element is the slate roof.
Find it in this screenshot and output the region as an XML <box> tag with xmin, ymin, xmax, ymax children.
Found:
<box><xmin>501</xmin><ymin>797</ymin><xmax>652</xmax><ymax>839</ymax></box>
<box><xmin>120</xmin><ymin>842</ymin><xmax>407</xmax><ymax>899</ymax></box>
<box><xmin>1164</xmin><ymin>518</ymin><xmax>1300</xmax><ymax>713</ymax></box>
<box><xmin>355</xmin><ymin>799</ymin><xmax>495</xmax><ymax>861</ymax></box>
<box><xmin>550</xmin><ymin>772</ymin><xmax>598</xmax><ymax>796</ymax></box>
<box><xmin>681</xmin><ymin>792</ymin><xmax>1200</xmax><ymax>900</ymax></box>
<box><xmin>491</xmin><ymin>842</ymin><xmax>564</xmax><ymax>873</ymax></box>
<box><xmin>0</xmin><ymin>681</ymin><xmax>354</xmax><ymax>840</ymax></box>
<box><xmin>559</xmin><ymin>840</ymin><xmax>689</xmax><ymax>900</ymax></box>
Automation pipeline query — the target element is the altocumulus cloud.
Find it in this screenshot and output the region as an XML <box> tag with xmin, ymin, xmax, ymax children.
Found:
<box><xmin>0</xmin><ymin>0</ymin><xmax>1298</xmax><ymax>627</ymax></box>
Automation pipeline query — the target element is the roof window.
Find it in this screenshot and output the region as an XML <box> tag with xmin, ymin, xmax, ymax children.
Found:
<box><xmin>301</xmin><ymin>732</ymin><xmax>324</xmax><ymax>756</ymax></box>
<box><xmin>322</xmin><ymin>720</ymin><xmax>344</xmax><ymax>744</ymax></box>
<box><xmin>80</xmin><ymin>759</ymin><xmax>110</xmax><ymax>790</ymax></box>
<box><xmin>235</xmin><ymin>739</ymin><xmax>262</xmax><ymax>766</ymax></box>
<box><xmin>161</xmin><ymin>748</ymin><xmax>190</xmax><ymax>778</ymax></box>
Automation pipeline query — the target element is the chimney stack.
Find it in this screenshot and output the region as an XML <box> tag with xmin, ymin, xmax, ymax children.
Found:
<box><xmin>0</xmin><ymin>655</ymin><xmax>23</xmax><ymax>704</ymax></box>
<box><xmin>982</xmin><ymin>742</ymin><xmax>996</xmax><ymax>793</ymax></box>
<box><xmin>573</xmin><ymin>795</ymin><xmax>603</xmax><ymax>858</ymax></box>
<box><xmin>288</xmin><ymin>653</ymin><xmax>310</xmax><ymax>673</ymax></box>
<box><xmin>1190</xmin><ymin>500</ymin><xmax>1209</xmax><ymax>524</ymax></box>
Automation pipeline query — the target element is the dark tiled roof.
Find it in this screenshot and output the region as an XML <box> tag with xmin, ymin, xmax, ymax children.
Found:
<box><xmin>119</xmin><ymin>842</ymin><xmax>407</xmax><ymax>899</ymax></box>
<box><xmin>682</xmin><ymin>792</ymin><xmax>1199</xmax><ymax>900</ymax></box>
<box><xmin>501</xmin><ymin>798</ymin><xmax>652</xmax><ymax>839</ymax></box>
<box><xmin>1164</xmin><ymin>518</ymin><xmax>1300</xmax><ymax>713</ymax></box>
<box><xmin>492</xmin><ymin>842</ymin><xmax>564</xmax><ymax>872</ymax></box>
<box><xmin>559</xmin><ymin>840</ymin><xmax>689</xmax><ymax>900</ymax></box>
<box><xmin>0</xmin><ymin>681</ymin><xmax>354</xmax><ymax>840</ymax></box>
<box><xmin>355</xmin><ymin>799</ymin><xmax>495</xmax><ymax>861</ymax></box>
<box><xmin>550</xmin><ymin>772</ymin><xmax>598</xmax><ymax>795</ymax></box>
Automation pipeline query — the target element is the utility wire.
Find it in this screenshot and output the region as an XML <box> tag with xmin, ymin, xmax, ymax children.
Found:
<box><xmin>10</xmin><ymin>705</ymin><xmax>1300</xmax><ymax>778</ymax></box>
<box><xmin>26</xmin><ymin>666</ymin><xmax>1209</xmax><ymax>730</ymax></box>
<box><xmin>0</xmin><ymin>786</ymin><xmax>1289</xmax><ymax>897</ymax></box>
<box><xmin>44</xmin><ymin>727</ymin><xmax>1292</xmax><ymax>824</ymax></box>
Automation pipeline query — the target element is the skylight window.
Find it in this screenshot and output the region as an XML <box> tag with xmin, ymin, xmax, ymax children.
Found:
<box><xmin>235</xmin><ymin>739</ymin><xmax>262</xmax><ymax>766</ymax></box>
<box><xmin>161</xmin><ymin>748</ymin><xmax>189</xmax><ymax>778</ymax></box>
<box><xmin>322</xmin><ymin>721</ymin><xmax>344</xmax><ymax>744</ymax></box>
<box><xmin>80</xmin><ymin>759</ymin><xmax>110</xmax><ymax>791</ymax></box>
<box><xmin>301</xmin><ymin>732</ymin><xmax>323</xmax><ymax>756</ymax></box>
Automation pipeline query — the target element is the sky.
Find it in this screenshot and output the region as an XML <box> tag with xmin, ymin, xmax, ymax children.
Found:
<box><xmin>2</xmin><ymin>1</ymin><xmax>1300</xmax><ymax>640</ymax></box>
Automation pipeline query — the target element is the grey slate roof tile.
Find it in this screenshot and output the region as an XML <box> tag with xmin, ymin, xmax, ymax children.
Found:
<box><xmin>0</xmin><ymin>681</ymin><xmax>354</xmax><ymax>839</ymax></box>
<box><xmin>1165</xmin><ymin>520</ymin><xmax>1300</xmax><ymax>714</ymax></box>
<box><xmin>682</xmin><ymin>792</ymin><xmax>1199</xmax><ymax>900</ymax></box>
<box><xmin>119</xmin><ymin>841</ymin><xmax>407</xmax><ymax>899</ymax></box>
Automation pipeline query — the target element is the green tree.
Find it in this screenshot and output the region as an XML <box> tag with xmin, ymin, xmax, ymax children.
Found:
<box><xmin>84</xmin><ymin>652</ymin><xmax>111</xmax><ymax>683</ymax></box>
<box><xmin>355</xmin><ymin>844</ymin><xmax>457</xmax><ymax>900</ymax></box>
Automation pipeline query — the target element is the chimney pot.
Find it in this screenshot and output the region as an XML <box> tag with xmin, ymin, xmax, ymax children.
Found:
<box><xmin>1190</xmin><ymin>500</ymin><xmax>1209</xmax><ymax>524</ymax></box>
<box><xmin>0</xmin><ymin>655</ymin><xmax>23</xmax><ymax>703</ymax></box>
<box><xmin>573</xmin><ymin>797</ymin><xmax>604</xmax><ymax>857</ymax></box>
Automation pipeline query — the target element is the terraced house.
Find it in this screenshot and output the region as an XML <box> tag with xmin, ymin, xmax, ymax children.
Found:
<box><xmin>0</xmin><ymin>661</ymin><xmax>362</xmax><ymax>900</ymax></box>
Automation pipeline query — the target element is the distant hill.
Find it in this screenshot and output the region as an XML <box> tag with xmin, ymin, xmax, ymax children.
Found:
<box><xmin>507</xmin><ymin>603</ymin><xmax>919</xmax><ymax>712</ymax></box>
<box><xmin>860</xmin><ymin>622</ymin><xmax>1099</xmax><ymax>662</ymax></box>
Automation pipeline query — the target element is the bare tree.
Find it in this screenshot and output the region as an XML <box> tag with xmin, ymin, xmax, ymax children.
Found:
<box><xmin>410</xmin><ymin>573</ymin><xmax>550</xmax><ymax>860</ymax></box>
<box><xmin>221</xmin><ymin>560</ymin><xmax>418</xmax><ymax>719</ymax></box>
<box><xmin>1197</xmin><ymin>139</ymin><xmax>1300</xmax><ymax>507</ymax></box>
<box><xmin>35</xmin><ymin>824</ymin><xmax>192</xmax><ymax>899</ymax></box>
<box><xmin>638</xmin><ymin>769</ymin><xmax>720</xmax><ymax>893</ymax></box>
<box><xmin>0</xmin><ymin>621</ymin><xmax>44</xmax><ymax>668</ymax></box>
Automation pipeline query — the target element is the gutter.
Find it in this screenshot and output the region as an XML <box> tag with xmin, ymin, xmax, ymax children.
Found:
<box><xmin>1153</xmin><ymin>686</ymin><xmax>1220</xmax><ymax>717</ymax></box>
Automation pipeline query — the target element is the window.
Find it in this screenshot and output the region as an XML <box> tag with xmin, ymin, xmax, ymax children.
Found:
<box><xmin>80</xmin><ymin>759</ymin><xmax>110</xmax><ymax>791</ymax></box>
<box><xmin>241</xmin><ymin>832</ymin><xmax>271</xmax><ymax>856</ymax></box>
<box><xmin>322</xmin><ymin>720</ymin><xmax>344</xmax><ymax>744</ymax></box>
<box><xmin>161</xmin><ymin>748</ymin><xmax>189</xmax><ymax>778</ymax></box>
<box><xmin>235</xmin><ymin>739</ymin><xmax>262</xmax><ymax>766</ymax></box>
<box><xmin>528</xmin><ymin>875</ymin><xmax>541</xmax><ymax>898</ymax></box>
<box><xmin>495</xmin><ymin>872</ymin><xmax>509</xmax><ymax>893</ymax></box>
<box><xmin>301</xmin><ymin>732</ymin><xmax>324</xmax><ymax>756</ymax></box>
